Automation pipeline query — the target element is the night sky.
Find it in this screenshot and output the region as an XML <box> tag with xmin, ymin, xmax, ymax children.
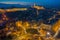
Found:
<box><xmin>0</xmin><ymin>0</ymin><xmax>60</xmax><ymax>9</ymax></box>
<box><xmin>0</xmin><ymin>0</ymin><xmax>60</xmax><ymax>5</ymax></box>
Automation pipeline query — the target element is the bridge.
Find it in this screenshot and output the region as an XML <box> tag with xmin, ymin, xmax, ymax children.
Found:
<box><xmin>0</xmin><ymin>8</ymin><xmax>27</xmax><ymax>13</ymax></box>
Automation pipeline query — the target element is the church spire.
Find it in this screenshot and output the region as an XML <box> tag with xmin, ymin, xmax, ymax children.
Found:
<box><xmin>34</xmin><ymin>3</ymin><xmax>36</xmax><ymax>6</ymax></box>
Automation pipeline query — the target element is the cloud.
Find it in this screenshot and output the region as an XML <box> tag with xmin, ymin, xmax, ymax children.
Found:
<box><xmin>0</xmin><ymin>2</ymin><xmax>33</xmax><ymax>5</ymax></box>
